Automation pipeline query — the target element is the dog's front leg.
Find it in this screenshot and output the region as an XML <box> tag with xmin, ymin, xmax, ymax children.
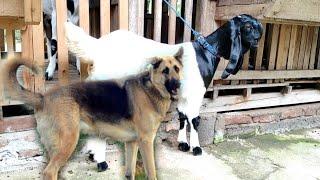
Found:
<box><xmin>138</xmin><ymin>137</ymin><xmax>157</xmax><ymax>180</ymax></box>
<box><xmin>125</xmin><ymin>141</ymin><xmax>138</xmax><ymax>180</ymax></box>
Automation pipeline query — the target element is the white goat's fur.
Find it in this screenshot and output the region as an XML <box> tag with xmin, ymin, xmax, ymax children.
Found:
<box><xmin>65</xmin><ymin>22</ymin><xmax>206</xmax><ymax>149</ymax></box>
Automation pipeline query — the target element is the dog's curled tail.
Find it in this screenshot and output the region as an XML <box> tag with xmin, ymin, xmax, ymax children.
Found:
<box><xmin>2</xmin><ymin>59</ymin><xmax>44</xmax><ymax>108</ymax></box>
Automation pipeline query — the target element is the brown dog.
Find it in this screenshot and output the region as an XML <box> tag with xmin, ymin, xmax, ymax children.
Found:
<box><xmin>2</xmin><ymin>48</ymin><xmax>183</xmax><ymax>180</ymax></box>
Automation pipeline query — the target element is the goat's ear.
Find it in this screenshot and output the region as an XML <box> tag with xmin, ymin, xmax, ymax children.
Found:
<box><xmin>221</xmin><ymin>19</ymin><xmax>243</xmax><ymax>79</ymax></box>
<box><xmin>174</xmin><ymin>47</ymin><xmax>184</xmax><ymax>65</ymax></box>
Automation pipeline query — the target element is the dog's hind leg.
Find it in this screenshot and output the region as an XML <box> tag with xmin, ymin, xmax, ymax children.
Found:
<box><xmin>125</xmin><ymin>141</ymin><xmax>138</xmax><ymax>179</ymax></box>
<box><xmin>138</xmin><ymin>137</ymin><xmax>157</xmax><ymax>180</ymax></box>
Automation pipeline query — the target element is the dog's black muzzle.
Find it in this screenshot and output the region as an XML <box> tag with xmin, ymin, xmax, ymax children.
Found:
<box><xmin>165</xmin><ymin>79</ymin><xmax>181</xmax><ymax>100</ymax></box>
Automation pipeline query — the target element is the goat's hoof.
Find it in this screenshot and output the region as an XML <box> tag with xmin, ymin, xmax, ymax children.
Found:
<box><xmin>192</xmin><ymin>147</ymin><xmax>202</xmax><ymax>156</ymax></box>
<box><xmin>88</xmin><ymin>153</ymin><xmax>94</xmax><ymax>162</ymax></box>
<box><xmin>45</xmin><ymin>72</ymin><xmax>53</xmax><ymax>81</ymax></box>
<box><xmin>178</xmin><ymin>142</ymin><xmax>190</xmax><ymax>152</ymax></box>
<box><xmin>97</xmin><ymin>161</ymin><xmax>108</xmax><ymax>172</ymax></box>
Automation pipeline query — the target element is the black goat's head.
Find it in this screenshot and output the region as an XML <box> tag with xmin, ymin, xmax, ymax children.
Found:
<box><xmin>221</xmin><ymin>14</ymin><xmax>263</xmax><ymax>79</ymax></box>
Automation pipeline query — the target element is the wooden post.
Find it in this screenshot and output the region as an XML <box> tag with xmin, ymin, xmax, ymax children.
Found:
<box><xmin>267</xmin><ymin>24</ymin><xmax>280</xmax><ymax>83</ymax></box>
<box><xmin>100</xmin><ymin>0</ymin><xmax>110</xmax><ymax>36</ymax></box>
<box><xmin>56</xmin><ymin>0</ymin><xmax>68</xmax><ymax>85</ymax></box>
<box><xmin>168</xmin><ymin>0</ymin><xmax>176</xmax><ymax>44</ymax></box>
<box><xmin>254</xmin><ymin>23</ymin><xmax>266</xmax><ymax>84</ymax></box>
<box><xmin>6</xmin><ymin>29</ymin><xmax>14</xmax><ymax>59</ymax></box>
<box><xmin>195</xmin><ymin>0</ymin><xmax>217</xmax><ymax>36</ymax></box>
<box><xmin>22</xmin><ymin>26</ymin><xmax>34</xmax><ymax>90</ymax></box>
<box><xmin>183</xmin><ymin>0</ymin><xmax>193</xmax><ymax>42</ymax></box>
<box><xmin>79</xmin><ymin>0</ymin><xmax>90</xmax><ymax>80</ymax></box>
<box><xmin>119</xmin><ymin>0</ymin><xmax>129</xmax><ymax>30</ymax></box>
<box><xmin>129</xmin><ymin>0</ymin><xmax>144</xmax><ymax>36</ymax></box>
<box><xmin>32</xmin><ymin>2</ymin><xmax>45</xmax><ymax>94</ymax></box>
<box><xmin>153</xmin><ymin>0</ymin><xmax>162</xmax><ymax>42</ymax></box>
<box><xmin>309</xmin><ymin>27</ymin><xmax>319</xmax><ymax>69</ymax></box>
<box><xmin>0</xmin><ymin>29</ymin><xmax>4</xmax><ymax>54</ymax></box>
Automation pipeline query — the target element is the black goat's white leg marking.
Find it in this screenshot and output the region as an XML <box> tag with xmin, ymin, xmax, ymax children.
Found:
<box><xmin>177</xmin><ymin>111</ymin><xmax>190</xmax><ymax>152</ymax></box>
<box><xmin>86</xmin><ymin>137</ymin><xmax>108</xmax><ymax>172</ymax></box>
<box><xmin>45</xmin><ymin>39</ymin><xmax>57</xmax><ymax>80</ymax></box>
<box><xmin>190</xmin><ymin>116</ymin><xmax>202</xmax><ymax>156</ymax></box>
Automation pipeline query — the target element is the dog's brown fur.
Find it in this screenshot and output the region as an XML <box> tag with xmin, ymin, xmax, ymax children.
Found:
<box><xmin>2</xmin><ymin>48</ymin><xmax>183</xmax><ymax>180</ymax></box>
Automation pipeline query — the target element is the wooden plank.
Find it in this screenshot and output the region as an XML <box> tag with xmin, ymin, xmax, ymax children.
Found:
<box><xmin>297</xmin><ymin>26</ymin><xmax>308</xmax><ymax>69</ymax></box>
<box><xmin>153</xmin><ymin>0</ymin><xmax>162</xmax><ymax>42</ymax></box>
<box><xmin>213</xmin><ymin>70</ymin><xmax>320</xmax><ymax>80</ymax></box>
<box><xmin>218</xmin><ymin>0</ymin><xmax>271</xmax><ymax>6</ymax></box>
<box><xmin>21</xmin><ymin>26</ymin><xmax>34</xmax><ymax>92</ymax></box>
<box><xmin>100</xmin><ymin>0</ymin><xmax>110</xmax><ymax>36</ymax></box>
<box><xmin>211</xmin><ymin>82</ymin><xmax>289</xmax><ymax>90</ymax></box>
<box><xmin>129</xmin><ymin>0</ymin><xmax>144</xmax><ymax>36</ymax></box>
<box><xmin>215</xmin><ymin>4</ymin><xmax>268</xmax><ymax>21</ymax></box>
<box><xmin>196</xmin><ymin>0</ymin><xmax>217</xmax><ymax>36</ymax></box>
<box><xmin>276</xmin><ymin>24</ymin><xmax>291</xmax><ymax>70</ymax></box>
<box><xmin>303</xmin><ymin>27</ymin><xmax>314</xmax><ymax>69</ymax></box>
<box><xmin>0</xmin><ymin>115</ymin><xmax>36</xmax><ymax>133</ymax></box>
<box><xmin>264</xmin><ymin>0</ymin><xmax>320</xmax><ymax>24</ymax></box>
<box><xmin>267</xmin><ymin>24</ymin><xmax>280</xmax><ymax>71</ymax></box>
<box><xmin>31</xmin><ymin>4</ymin><xmax>44</xmax><ymax>94</ymax></box>
<box><xmin>56</xmin><ymin>0</ymin><xmax>69</xmax><ymax>85</ymax></box>
<box><xmin>79</xmin><ymin>0</ymin><xmax>90</xmax><ymax>33</ymax></box>
<box><xmin>287</xmin><ymin>25</ymin><xmax>298</xmax><ymax>70</ymax></box>
<box><xmin>292</xmin><ymin>26</ymin><xmax>302</xmax><ymax>69</ymax></box>
<box><xmin>243</xmin><ymin>88</ymin><xmax>252</xmax><ymax>98</ymax></box>
<box><xmin>31</xmin><ymin>0</ymin><xmax>42</xmax><ymax>23</ymax></box>
<box><xmin>0</xmin><ymin>29</ymin><xmax>4</xmax><ymax>52</ymax></box>
<box><xmin>240</xmin><ymin>51</ymin><xmax>250</xmax><ymax>84</ymax></box>
<box><xmin>255</xmin><ymin>23</ymin><xmax>266</xmax><ymax>70</ymax></box>
<box><xmin>0</xmin><ymin>0</ymin><xmax>24</xmax><ymax>17</ymax></box>
<box><xmin>6</xmin><ymin>29</ymin><xmax>14</xmax><ymax>59</ymax></box>
<box><xmin>183</xmin><ymin>0</ymin><xmax>193</xmax><ymax>42</ymax></box>
<box><xmin>201</xmin><ymin>89</ymin><xmax>320</xmax><ymax>113</ymax></box>
<box><xmin>200</xmin><ymin>89</ymin><xmax>320</xmax><ymax>113</ymax></box>
<box><xmin>309</xmin><ymin>27</ymin><xmax>319</xmax><ymax>69</ymax></box>
<box><xmin>79</xmin><ymin>0</ymin><xmax>90</xmax><ymax>81</ymax></box>
<box><xmin>168</xmin><ymin>0</ymin><xmax>177</xmax><ymax>44</ymax></box>
<box><xmin>118</xmin><ymin>0</ymin><xmax>129</xmax><ymax>30</ymax></box>
<box><xmin>23</xmin><ymin>0</ymin><xmax>32</xmax><ymax>23</ymax></box>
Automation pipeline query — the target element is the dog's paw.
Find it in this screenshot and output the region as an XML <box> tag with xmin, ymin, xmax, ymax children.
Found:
<box><xmin>88</xmin><ymin>153</ymin><xmax>95</xmax><ymax>162</ymax></box>
<box><xmin>192</xmin><ymin>147</ymin><xmax>202</xmax><ymax>156</ymax></box>
<box><xmin>97</xmin><ymin>161</ymin><xmax>108</xmax><ymax>172</ymax></box>
<box><xmin>178</xmin><ymin>142</ymin><xmax>190</xmax><ymax>152</ymax></box>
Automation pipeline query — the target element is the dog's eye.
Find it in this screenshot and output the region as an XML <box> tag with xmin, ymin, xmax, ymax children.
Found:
<box><xmin>174</xmin><ymin>65</ymin><xmax>180</xmax><ymax>73</ymax></box>
<box><xmin>162</xmin><ymin>67</ymin><xmax>169</xmax><ymax>74</ymax></box>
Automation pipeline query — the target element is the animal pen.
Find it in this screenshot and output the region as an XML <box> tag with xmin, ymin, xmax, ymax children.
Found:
<box><xmin>0</xmin><ymin>0</ymin><xmax>320</xmax><ymax>136</ymax></box>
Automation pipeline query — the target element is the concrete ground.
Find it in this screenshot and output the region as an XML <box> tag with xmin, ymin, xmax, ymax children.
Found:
<box><xmin>1</xmin><ymin>128</ymin><xmax>320</xmax><ymax>180</ymax></box>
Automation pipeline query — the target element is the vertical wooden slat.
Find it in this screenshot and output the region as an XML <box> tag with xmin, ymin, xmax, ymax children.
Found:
<box><xmin>32</xmin><ymin>2</ymin><xmax>44</xmax><ymax>94</ymax></box>
<box><xmin>12</xmin><ymin>30</ymin><xmax>16</xmax><ymax>52</ymax></box>
<box><xmin>0</xmin><ymin>29</ymin><xmax>4</xmax><ymax>55</ymax></box>
<box><xmin>168</xmin><ymin>0</ymin><xmax>177</xmax><ymax>44</ymax></box>
<box><xmin>297</xmin><ymin>26</ymin><xmax>308</xmax><ymax>69</ymax></box>
<box><xmin>303</xmin><ymin>27</ymin><xmax>314</xmax><ymax>69</ymax></box>
<box><xmin>276</xmin><ymin>24</ymin><xmax>291</xmax><ymax>71</ymax></box>
<box><xmin>129</xmin><ymin>0</ymin><xmax>144</xmax><ymax>36</ymax></box>
<box><xmin>267</xmin><ymin>24</ymin><xmax>280</xmax><ymax>83</ymax></box>
<box><xmin>287</xmin><ymin>25</ymin><xmax>298</xmax><ymax>70</ymax></box>
<box><xmin>119</xmin><ymin>0</ymin><xmax>129</xmax><ymax>30</ymax></box>
<box><xmin>183</xmin><ymin>0</ymin><xmax>193</xmax><ymax>42</ymax></box>
<box><xmin>6</xmin><ymin>29</ymin><xmax>14</xmax><ymax>59</ymax></box>
<box><xmin>100</xmin><ymin>0</ymin><xmax>110</xmax><ymax>36</ymax></box>
<box><xmin>254</xmin><ymin>23</ymin><xmax>266</xmax><ymax>70</ymax></box>
<box><xmin>240</xmin><ymin>52</ymin><xmax>250</xmax><ymax>84</ymax></box>
<box><xmin>153</xmin><ymin>0</ymin><xmax>162</xmax><ymax>42</ymax></box>
<box><xmin>292</xmin><ymin>26</ymin><xmax>302</xmax><ymax>69</ymax></box>
<box><xmin>100</xmin><ymin>0</ymin><xmax>110</xmax><ymax>35</ymax></box>
<box><xmin>21</xmin><ymin>26</ymin><xmax>34</xmax><ymax>91</ymax></box>
<box><xmin>56</xmin><ymin>0</ymin><xmax>68</xmax><ymax>85</ymax></box>
<box><xmin>309</xmin><ymin>27</ymin><xmax>319</xmax><ymax>70</ymax></box>
<box><xmin>79</xmin><ymin>0</ymin><xmax>90</xmax><ymax>33</ymax></box>
<box><xmin>79</xmin><ymin>0</ymin><xmax>90</xmax><ymax>80</ymax></box>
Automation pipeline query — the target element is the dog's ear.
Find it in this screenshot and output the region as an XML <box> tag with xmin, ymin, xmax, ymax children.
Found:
<box><xmin>174</xmin><ymin>47</ymin><xmax>184</xmax><ymax>65</ymax></box>
<box><xmin>151</xmin><ymin>57</ymin><xmax>163</xmax><ymax>69</ymax></box>
<box><xmin>221</xmin><ymin>17</ymin><xmax>243</xmax><ymax>79</ymax></box>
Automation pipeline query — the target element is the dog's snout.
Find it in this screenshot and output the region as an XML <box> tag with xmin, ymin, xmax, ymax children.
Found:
<box><xmin>165</xmin><ymin>79</ymin><xmax>181</xmax><ymax>95</ymax></box>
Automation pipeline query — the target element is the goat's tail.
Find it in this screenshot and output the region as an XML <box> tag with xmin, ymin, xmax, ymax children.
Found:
<box><xmin>2</xmin><ymin>58</ymin><xmax>44</xmax><ymax>108</ymax></box>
